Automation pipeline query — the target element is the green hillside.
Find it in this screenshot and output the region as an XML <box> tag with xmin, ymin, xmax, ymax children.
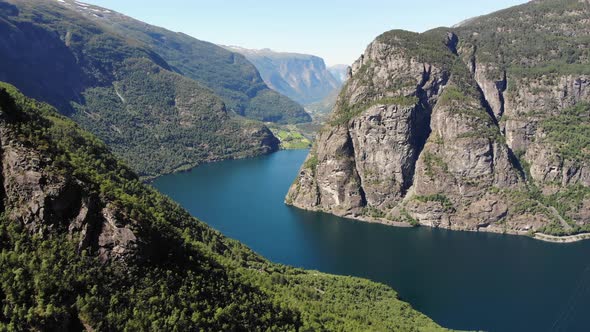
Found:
<box><xmin>0</xmin><ymin>0</ymin><xmax>283</xmax><ymax>178</ymax></box>
<box><xmin>0</xmin><ymin>82</ymin><xmax>448</xmax><ymax>331</ymax></box>
<box><xmin>59</xmin><ymin>0</ymin><xmax>311</xmax><ymax>124</ymax></box>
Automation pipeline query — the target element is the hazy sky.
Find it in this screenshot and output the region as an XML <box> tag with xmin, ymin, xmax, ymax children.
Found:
<box><xmin>81</xmin><ymin>0</ymin><xmax>528</xmax><ymax>66</ymax></box>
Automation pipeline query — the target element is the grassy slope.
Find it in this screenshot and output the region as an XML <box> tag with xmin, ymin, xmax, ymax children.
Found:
<box><xmin>0</xmin><ymin>83</ymin><xmax>449</xmax><ymax>331</ymax></box>
<box><xmin>268</xmin><ymin>124</ymin><xmax>313</xmax><ymax>150</ymax></box>
<box><xmin>456</xmin><ymin>0</ymin><xmax>590</xmax><ymax>78</ymax></box>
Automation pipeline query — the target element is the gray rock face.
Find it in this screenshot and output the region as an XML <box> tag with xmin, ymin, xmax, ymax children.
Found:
<box><xmin>0</xmin><ymin>121</ymin><xmax>138</xmax><ymax>262</ymax></box>
<box><xmin>225</xmin><ymin>46</ymin><xmax>342</xmax><ymax>105</ymax></box>
<box><xmin>406</xmin><ymin>89</ymin><xmax>522</xmax><ymax>230</ymax></box>
<box><xmin>287</xmin><ymin>2</ymin><xmax>590</xmax><ymax>235</ymax></box>
<box><xmin>501</xmin><ymin>75</ymin><xmax>590</xmax><ymax>153</ymax></box>
<box><xmin>328</xmin><ymin>64</ymin><xmax>349</xmax><ymax>85</ymax></box>
<box><xmin>288</xmin><ymin>35</ymin><xmax>454</xmax><ymax>219</ymax></box>
<box><xmin>349</xmin><ymin>104</ymin><xmax>422</xmax><ymax>208</ymax></box>
<box><xmin>500</xmin><ymin>74</ymin><xmax>590</xmax><ymax>188</ymax></box>
<box><xmin>527</xmin><ymin>137</ymin><xmax>590</xmax><ymax>187</ymax></box>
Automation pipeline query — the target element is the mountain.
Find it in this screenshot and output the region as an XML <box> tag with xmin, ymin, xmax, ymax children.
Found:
<box><xmin>287</xmin><ymin>0</ymin><xmax>590</xmax><ymax>239</ymax></box>
<box><xmin>225</xmin><ymin>46</ymin><xmax>342</xmax><ymax>105</ymax></box>
<box><xmin>61</xmin><ymin>1</ymin><xmax>311</xmax><ymax>125</ymax></box>
<box><xmin>305</xmin><ymin>66</ymin><xmax>348</xmax><ymax>123</ymax></box>
<box><xmin>0</xmin><ymin>82</ymin><xmax>448</xmax><ymax>331</ymax></box>
<box><xmin>305</xmin><ymin>85</ymin><xmax>342</xmax><ymax>122</ymax></box>
<box><xmin>328</xmin><ymin>64</ymin><xmax>349</xmax><ymax>84</ymax></box>
<box><xmin>0</xmin><ymin>0</ymin><xmax>309</xmax><ymax>178</ymax></box>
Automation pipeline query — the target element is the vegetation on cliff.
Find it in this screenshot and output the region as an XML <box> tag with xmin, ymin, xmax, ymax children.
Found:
<box><xmin>84</xmin><ymin>8</ymin><xmax>310</xmax><ymax>124</ymax></box>
<box><xmin>288</xmin><ymin>0</ymin><xmax>590</xmax><ymax>238</ymax></box>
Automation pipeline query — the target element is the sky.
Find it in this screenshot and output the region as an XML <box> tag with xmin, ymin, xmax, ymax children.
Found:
<box><xmin>81</xmin><ymin>0</ymin><xmax>529</xmax><ymax>66</ymax></box>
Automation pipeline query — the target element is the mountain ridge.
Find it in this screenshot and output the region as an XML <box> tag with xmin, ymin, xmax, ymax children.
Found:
<box><xmin>224</xmin><ymin>45</ymin><xmax>343</xmax><ymax>105</ymax></box>
<box><xmin>287</xmin><ymin>0</ymin><xmax>590</xmax><ymax>239</ymax></box>
<box><xmin>61</xmin><ymin>0</ymin><xmax>312</xmax><ymax>124</ymax></box>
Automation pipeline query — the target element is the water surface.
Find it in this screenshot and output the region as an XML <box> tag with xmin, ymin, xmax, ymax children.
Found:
<box><xmin>153</xmin><ymin>150</ymin><xmax>590</xmax><ymax>332</ymax></box>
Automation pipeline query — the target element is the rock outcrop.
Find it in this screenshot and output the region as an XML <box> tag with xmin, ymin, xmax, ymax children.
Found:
<box><xmin>0</xmin><ymin>88</ymin><xmax>138</xmax><ymax>263</ymax></box>
<box><xmin>288</xmin><ymin>0</ymin><xmax>590</xmax><ymax>236</ymax></box>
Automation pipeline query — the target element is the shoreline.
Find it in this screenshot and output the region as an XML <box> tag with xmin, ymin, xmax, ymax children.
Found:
<box><xmin>144</xmin><ymin>149</ymin><xmax>293</xmax><ymax>183</ymax></box>
<box><xmin>151</xmin><ymin>150</ymin><xmax>590</xmax><ymax>245</ymax></box>
<box><xmin>145</xmin><ymin>148</ymin><xmax>311</xmax><ymax>183</ymax></box>
<box><xmin>290</xmin><ymin>204</ymin><xmax>590</xmax><ymax>244</ymax></box>
<box><xmin>532</xmin><ymin>232</ymin><xmax>590</xmax><ymax>243</ymax></box>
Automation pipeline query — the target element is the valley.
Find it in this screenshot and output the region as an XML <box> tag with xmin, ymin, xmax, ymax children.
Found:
<box><xmin>0</xmin><ymin>83</ymin><xmax>446</xmax><ymax>331</ymax></box>
<box><xmin>223</xmin><ymin>46</ymin><xmax>348</xmax><ymax>149</ymax></box>
<box><xmin>0</xmin><ymin>0</ymin><xmax>589</xmax><ymax>331</ymax></box>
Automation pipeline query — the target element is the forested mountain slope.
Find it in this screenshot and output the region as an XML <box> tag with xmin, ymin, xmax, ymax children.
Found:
<box><xmin>288</xmin><ymin>0</ymin><xmax>590</xmax><ymax>238</ymax></box>
<box><xmin>0</xmin><ymin>0</ymin><xmax>285</xmax><ymax>178</ymax></box>
<box><xmin>60</xmin><ymin>0</ymin><xmax>311</xmax><ymax>124</ymax></box>
<box><xmin>0</xmin><ymin>82</ymin><xmax>448</xmax><ymax>331</ymax></box>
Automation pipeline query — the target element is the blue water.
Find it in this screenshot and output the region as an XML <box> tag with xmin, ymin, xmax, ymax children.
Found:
<box><xmin>153</xmin><ymin>150</ymin><xmax>590</xmax><ymax>332</ymax></box>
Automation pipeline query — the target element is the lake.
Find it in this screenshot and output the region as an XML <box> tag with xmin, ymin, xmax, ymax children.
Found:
<box><xmin>153</xmin><ymin>150</ymin><xmax>590</xmax><ymax>332</ymax></box>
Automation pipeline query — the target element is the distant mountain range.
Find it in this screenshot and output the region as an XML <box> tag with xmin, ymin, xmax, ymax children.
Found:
<box><xmin>328</xmin><ymin>64</ymin><xmax>349</xmax><ymax>84</ymax></box>
<box><xmin>224</xmin><ymin>46</ymin><xmax>347</xmax><ymax>105</ymax></box>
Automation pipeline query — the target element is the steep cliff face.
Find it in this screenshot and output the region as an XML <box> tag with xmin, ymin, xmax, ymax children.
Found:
<box><xmin>0</xmin><ymin>95</ymin><xmax>144</xmax><ymax>281</ymax></box>
<box><xmin>456</xmin><ymin>0</ymin><xmax>590</xmax><ymax>191</ymax></box>
<box><xmin>288</xmin><ymin>0</ymin><xmax>590</xmax><ymax>236</ymax></box>
<box><xmin>225</xmin><ymin>47</ymin><xmax>341</xmax><ymax>105</ymax></box>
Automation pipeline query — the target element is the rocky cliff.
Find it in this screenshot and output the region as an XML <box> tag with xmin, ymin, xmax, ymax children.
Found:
<box><xmin>0</xmin><ymin>88</ymin><xmax>139</xmax><ymax>264</ymax></box>
<box><xmin>287</xmin><ymin>0</ymin><xmax>590</xmax><ymax>237</ymax></box>
<box><xmin>225</xmin><ymin>47</ymin><xmax>342</xmax><ymax>105</ymax></box>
